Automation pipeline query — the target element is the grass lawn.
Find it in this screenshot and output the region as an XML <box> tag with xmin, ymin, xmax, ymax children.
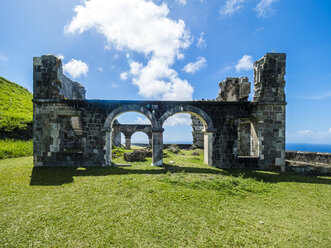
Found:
<box><xmin>0</xmin><ymin>149</ymin><xmax>330</xmax><ymax>247</ymax></box>
<box><xmin>0</xmin><ymin>139</ymin><xmax>33</xmax><ymax>159</ymax></box>
<box><xmin>0</xmin><ymin>76</ymin><xmax>32</xmax><ymax>133</ymax></box>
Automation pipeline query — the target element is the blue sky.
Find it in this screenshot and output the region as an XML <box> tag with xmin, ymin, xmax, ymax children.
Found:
<box><xmin>0</xmin><ymin>0</ymin><xmax>330</xmax><ymax>144</ymax></box>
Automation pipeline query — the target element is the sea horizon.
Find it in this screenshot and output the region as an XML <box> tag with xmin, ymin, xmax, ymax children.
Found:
<box><xmin>132</xmin><ymin>141</ymin><xmax>331</xmax><ymax>153</ymax></box>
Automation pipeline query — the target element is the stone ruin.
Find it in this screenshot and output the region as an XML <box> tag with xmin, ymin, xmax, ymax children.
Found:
<box><xmin>192</xmin><ymin>77</ymin><xmax>251</xmax><ymax>148</ymax></box>
<box><xmin>111</xmin><ymin>121</ymin><xmax>152</xmax><ymax>149</ymax></box>
<box><xmin>33</xmin><ymin>53</ymin><xmax>286</xmax><ymax>171</ymax></box>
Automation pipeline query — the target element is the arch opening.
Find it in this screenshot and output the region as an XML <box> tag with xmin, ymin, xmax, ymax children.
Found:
<box><xmin>160</xmin><ymin>106</ymin><xmax>215</xmax><ymax>166</ymax></box>
<box><xmin>103</xmin><ymin>106</ymin><xmax>153</xmax><ymax>166</ymax></box>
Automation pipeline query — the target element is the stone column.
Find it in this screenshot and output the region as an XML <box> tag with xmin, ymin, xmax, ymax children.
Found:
<box><xmin>103</xmin><ymin>127</ymin><xmax>112</xmax><ymax>167</ymax></box>
<box><xmin>203</xmin><ymin>129</ymin><xmax>215</xmax><ymax>166</ymax></box>
<box><xmin>125</xmin><ymin>135</ymin><xmax>131</xmax><ymax>150</ymax></box>
<box><xmin>148</xmin><ymin>134</ymin><xmax>152</xmax><ymax>148</ymax></box>
<box><xmin>253</xmin><ymin>53</ymin><xmax>286</xmax><ymax>171</ymax></box>
<box><xmin>151</xmin><ymin>128</ymin><xmax>164</xmax><ymax>166</ymax></box>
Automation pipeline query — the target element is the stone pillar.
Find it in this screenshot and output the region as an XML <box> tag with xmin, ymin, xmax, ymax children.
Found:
<box><xmin>151</xmin><ymin>128</ymin><xmax>164</xmax><ymax>166</ymax></box>
<box><xmin>103</xmin><ymin>127</ymin><xmax>113</xmax><ymax>167</ymax></box>
<box><xmin>125</xmin><ymin>135</ymin><xmax>131</xmax><ymax>150</ymax></box>
<box><xmin>148</xmin><ymin>134</ymin><xmax>152</xmax><ymax>148</ymax></box>
<box><xmin>111</xmin><ymin>126</ymin><xmax>121</xmax><ymax>147</ymax></box>
<box><xmin>203</xmin><ymin>130</ymin><xmax>215</xmax><ymax>166</ymax></box>
<box><xmin>191</xmin><ymin>115</ymin><xmax>204</xmax><ymax>148</ymax></box>
<box><xmin>253</xmin><ymin>53</ymin><xmax>286</xmax><ymax>171</ymax></box>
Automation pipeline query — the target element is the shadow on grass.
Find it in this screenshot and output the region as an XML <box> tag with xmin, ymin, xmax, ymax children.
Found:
<box><xmin>30</xmin><ymin>163</ymin><xmax>331</xmax><ymax>186</ymax></box>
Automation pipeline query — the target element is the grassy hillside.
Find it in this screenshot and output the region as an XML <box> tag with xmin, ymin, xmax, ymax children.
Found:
<box><xmin>0</xmin><ymin>150</ymin><xmax>330</xmax><ymax>247</ymax></box>
<box><xmin>0</xmin><ymin>76</ymin><xmax>33</xmax><ymax>135</ymax></box>
<box><xmin>0</xmin><ymin>76</ymin><xmax>33</xmax><ymax>158</ymax></box>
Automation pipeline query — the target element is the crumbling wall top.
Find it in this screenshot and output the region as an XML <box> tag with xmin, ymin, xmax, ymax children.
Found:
<box><xmin>33</xmin><ymin>55</ymin><xmax>86</xmax><ymax>100</ymax></box>
<box><xmin>216</xmin><ymin>77</ymin><xmax>251</xmax><ymax>102</ymax></box>
<box><xmin>253</xmin><ymin>53</ymin><xmax>286</xmax><ymax>103</ymax></box>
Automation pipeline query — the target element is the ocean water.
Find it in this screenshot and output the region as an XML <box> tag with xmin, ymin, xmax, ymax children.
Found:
<box><xmin>135</xmin><ymin>141</ymin><xmax>331</xmax><ymax>153</ymax></box>
<box><xmin>166</xmin><ymin>142</ymin><xmax>331</xmax><ymax>153</ymax></box>
<box><xmin>286</xmin><ymin>143</ymin><xmax>331</xmax><ymax>153</ymax></box>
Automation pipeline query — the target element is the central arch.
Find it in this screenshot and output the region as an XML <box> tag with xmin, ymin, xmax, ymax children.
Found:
<box><xmin>160</xmin><ymin>105</ymin><xmax>215</xmax><ymax>166</ymax></box>
<box><xmin>103</xmin><ymin>105</ymin><xmax>156</xmax><ymax>166</ymax></box>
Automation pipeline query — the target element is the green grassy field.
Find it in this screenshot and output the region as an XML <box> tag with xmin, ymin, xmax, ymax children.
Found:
<box><xmin>0</xmin><ymin>139</ymin><xmax>33</xmax><ymax>159</ymax></box>
<box><xmin>0</xmin><ymin>149</ymin><xmax>330</xmax><ymax>247</ymax></box>
<box><xmin>0</xmin><ymin>76</ymin><xmax>32</xmax><ymax>133</ymax></box>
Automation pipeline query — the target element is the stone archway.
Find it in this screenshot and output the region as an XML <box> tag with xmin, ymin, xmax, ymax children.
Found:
<box><xmin>112</xmin><ymin>123</ymin><xmax>152</xmax><ymax>149</ymax></box>
<box><xmin>159</xmin><ymin>105</ymin><xmax>215</xmax><ymax>166</ymax></box>
<box><xmin>103</xmin><ymin>105</ymin><xmax>156</xmax><ymax>166</ymax></box>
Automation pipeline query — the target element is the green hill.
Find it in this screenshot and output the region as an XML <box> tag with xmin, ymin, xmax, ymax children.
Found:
<box><xmin>0</xmin><ymin>76</ymin><xmax>33</xmax><ymax>139</ymax></box>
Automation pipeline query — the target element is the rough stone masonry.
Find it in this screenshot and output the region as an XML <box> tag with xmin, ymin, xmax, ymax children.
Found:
<box><xmin>33</xmin><ymin>53</ymin><xmax>286</xmax><ymax>171</ymax></box>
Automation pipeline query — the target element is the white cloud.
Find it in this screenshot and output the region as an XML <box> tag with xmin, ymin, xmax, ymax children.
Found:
<box><xmin>235</xmin><ymin>55</ymin><xmax>253</xmax><ymax>72</ymax></box>
<box><xmin>164</xmin><ymin>114</ymin><xmax>192</xmax><ymax>126</ymax></box>
<box><xmin>111</xmin><ymin>84</ymin><xmax>118</xmax><ymax>88</ymax></box>
<box><xmin>220</xmin><ymin>0</ymin><xmax>247</xmax><ymax>18</ymax></box>
<box><xmin>63</xmin><ymin>59</ymin><xmax>89</xmax><ymax>79</ymax></box>
<box><xmin>220</xmin><ymin>65</ymin><xmax>233</xmax><ymax>73</ymax></box>
<box><xmin>297</xmin><ymin>130</ymin><xmax>313</xmax><ymax>136</ymax></box>
<box><xmin>254</xmin><ymin>26</ymin><xmax>265</xmax><ymax>33</ymax></box>
<box><xmin>183</xmin><ymin>57</ymin><xmax>207</xmax><ymax>74</ymax></box>
<box><xmin>197</xmin><ymin>32</ymin><xmax>206</xmax><ymax>49</ymax></box>
<box><xmin>98</xmin><ymin>66</ymin><xmax>103</xmax><ymax>72</ymax></box>
<box><xmin>120</xmin><ymin>72</ymin><xmax>128</xmax><ymax>80</ymax></box>
<box><xmin>129</xmin><ymin>62</ymin><xmax>143</xmax><ymax>76</ymax></box>
<box><xmin>56</xmin><ymin>54</ymin><xmax>64</xmax><ymax>60</ymax></box>
<box><xmin>255</xmin><ymin>0</ymin><xmax>277</xmax><ymax>18</ymax></box>
<box><xmin>65</xmin><ymin>0</ymin><xmax>193</xmax><ymax>100</ymax></box>
<box><xmin>287</xmin><ymin>128</ymin><xmax>331</xmax><ymax>144</ymax></box>
<box><xmin>134</xmin><ymin>116</ymin><xmax>150</xmax><ymax>124</ymax></box>
<box><xmin>176</xmin><ymin>0</ymin><xmax>186</xmax><ymax>5</ymax></box>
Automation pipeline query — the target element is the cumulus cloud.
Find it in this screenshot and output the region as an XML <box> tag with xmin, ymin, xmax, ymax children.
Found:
<box><xmin>164</xmin><ymin>114</ymin><xmax>192</xmax><ymax>126</ymax></box>
<box><xmin>63</xmin><ymin>59</ymin><xmax>89</xmax><ymax>79</ymax></box>
<box><xmin>120</xmin><ymin>72</ymin><xmax>128</xmax><ymax>80</ymax></box>
<box><xmin>98</xmin><ymin>67</ymin><xmax>103</xmax><ymax>72</ymax></box>
<box><xmin>255</xmin><ymin>0</ymin><xmax>278</xmax><ymax>18</ymax></box>
<box><xmin>220</xmin><ymin>0</ymin><xmax>247</xmax><ymax>18</ymax></box>
<box><xmin>197</xmin><ymin>32</ymin><xmax>206</xmax><ymax>48</ymax></box>
<box><xmin>65</xmin><ymin>0</ymin><xmax>193</xmax><ymax>100</ymax></box>
<box><xmin>183</xmin><ymin>57</ymin><xmax>207</xmax><ymax>74</ymax></box>
<box><xmin>235</xmin><ymin>55</ymin><xmax>253</xmax><ymax>72</ymax></box>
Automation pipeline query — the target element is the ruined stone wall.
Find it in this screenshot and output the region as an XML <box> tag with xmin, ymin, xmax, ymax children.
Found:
<box><xmin>33</xmin><ymin>55</ymin><xmax>85</xmax><ymax>100</ymax></box>
<box><xmin>33</xmin><ymin>98</ymin><xmax>256</xmax><ymax>168</ymax></box>
<box><xmin>191</xmin><ymin>77</ymin><xmax>251</xmax><ymax>149</ymax></box>
<box><xmin>286</xmin><ymin>151</ymin><xmax>331</xmax><ymax>166</ymax></box>
<box><xmin>33</xmin><ymin>53</ymin><xmax>286</xmax><ymax>170</ymax></box>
